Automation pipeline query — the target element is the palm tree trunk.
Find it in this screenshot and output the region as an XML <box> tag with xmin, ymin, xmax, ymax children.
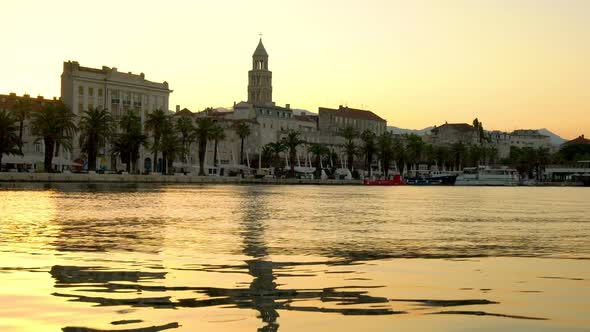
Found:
<box><xmin>44</xmin><ymin>139</ymin><xmax>54</xmax><ymax>173</ymax></box>
<box><xmin>88</xmin><ymin>144</ymin><xmax>97</xmax><ymax>172</ymax></box>
<box><xmin>367</xmin><ymin>152</ymin><xmax>372</xmax><ymax>178</ymax></box>
<box><xmin>240</xmin><ymin>138</ymin><xmax>244</xmax><ymax>165</ymax></box>
<box><xmin>153</xmin><ymin>136</ymin><xmax>159</xmax><ymax>173</ymax></box>
<box><xmin>213</xmin><ymin>139</ymin><xmax>218</xmax><ymax>168</ymax></box>
<box><xmin>162</xmin><ymin>153</ymin><xmax>167</xmax><ymax>175</ymax></box>
<box><xmin>198</xmin><ymin>140</ymin><xmax>207</xmax><ymax>176</ymax></box>
<box><xmin>125</xmin><ymin>151</ymin><xmax>132</xmax><ymax>173</ymax></box>
<box><xmin>0</xmin><ymin>154</ymin><xmax>3</xmax><ymax>171</ymax></box>
<box><xmin>18</xmin><ymin>120</ymin><xmax>24</xmax><ymax>154</ymax></box>
<box><xmin>315</xmin><ymin>155</ymin><xmax>321</xmax><ymax>178</ymax></box>
<box><xmin>290</xmin><ymin>150</ymin><xmax>296</xmax><ymax>176</ymax></box>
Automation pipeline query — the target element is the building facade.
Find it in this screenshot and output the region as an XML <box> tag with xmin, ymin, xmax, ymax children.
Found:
<box><xmin>0</xmin><ymin>93</ymin><xmax>63</xmax><ymax>170</ymax></box>
<box><xmin>318</xmin><ymin>105</ymin><xmax>387</xmax><ymax>145</ymax></box>
<box><xmin>425</xmin><ymin>123</ymin><xmax>479</xmax><ymax>146</ymax></box>
<box><xmin>509</xmin><ymin>129</ymin><xmax>551</xmax><ymax>149</ymax></box>
<box><xmin>61</xmin><ymin>61</ymin><xmax>172</xmax><ymax>171</ymax></box>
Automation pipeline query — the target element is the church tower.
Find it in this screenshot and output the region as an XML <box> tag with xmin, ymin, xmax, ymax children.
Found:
<box><xmin>248</xmin><ymin>39</ymin><xmax>272</xmax><ymax>105</ymax></box>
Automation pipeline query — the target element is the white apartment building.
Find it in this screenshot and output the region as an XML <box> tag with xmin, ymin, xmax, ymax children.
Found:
<box><xmin>61</xmin><ymin>61</ymin><xmax>172</xmax><ymax>171</ymax></box>
<box><xmin>509</xmin><ymin>129</ymin><xmax>551</xmax><ymax>150</ymax></box>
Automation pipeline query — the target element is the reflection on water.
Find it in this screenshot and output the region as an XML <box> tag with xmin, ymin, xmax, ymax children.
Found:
<box><xmin>1</xmin><ymin>184</ymin><xmax>589</xmax><ymax>331</ymax></box>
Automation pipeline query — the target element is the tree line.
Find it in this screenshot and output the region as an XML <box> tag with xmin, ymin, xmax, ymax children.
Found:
<box><xmin>2</xmin><ymin>103</ymin><xmax>588</xmax><ymax>177</ymax></box>
<box><xmin>0</xmin><ymin>102</ymin><xmax>253</xmax><ymax>174</ymax></box>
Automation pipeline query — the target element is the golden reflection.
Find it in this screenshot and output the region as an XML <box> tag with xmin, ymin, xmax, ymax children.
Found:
<box><xmin>0</xmin><ymin>188</ymin><xmax>59</xmax><ymax>251</ymax></box>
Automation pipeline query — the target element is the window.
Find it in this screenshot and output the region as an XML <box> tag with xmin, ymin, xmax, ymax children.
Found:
<box><xmin>78</xmin><ymin>86</ymin><xmax>84</xmax><ymax>95</ymax></box>
<box><xmin>98</xmin><ymin>89</ymin><xmax>103</xmax><ymax>97</ymax></box>
<box><xmin>78</xmin><ymin>103</ymin><xmax>84</xmax><ymax>112</ymax></box>
<box><xmin>111</xmin><ymin>90</ymin><xmax>119</xmax><ymax>103</ymax></box>
<box><xmin>88</xmin><ymin>87</ymin><xmax>94</xmax><ymax>96</ymax></box>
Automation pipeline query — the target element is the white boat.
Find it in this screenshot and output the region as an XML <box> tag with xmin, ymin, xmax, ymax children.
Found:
<box><xmin>455</xmin><ymin>166</ymin><xmax>519</xmax><ymax>186</ymax></box>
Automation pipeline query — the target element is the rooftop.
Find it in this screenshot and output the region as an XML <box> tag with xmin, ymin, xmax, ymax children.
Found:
<box><xmin>511</xmin><ymin>129</ymin><xmax>549</xmax><ymax>138</ymax></box>
<box><xmin>563</xmin><ymin>135</ymin><xmax>590</xmax><ymax>146</ymax></box>
<box><xmin>253</xmin><ymin>39</ymin><xmax>268</xmax><ymax>57</ymax></box>
<box><xmin>319</xmin><ymin>105</ymin><xmax>385</xmax><ymax>122</ymax></box>
<box><xmin>433</xmin><ymin>123</ymin><xmax>475</xmax><ymax>133</ymax></box>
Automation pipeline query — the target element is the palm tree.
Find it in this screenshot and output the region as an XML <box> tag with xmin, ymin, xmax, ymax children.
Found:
<box><xmin>194</xmin><ymin>117</ymin><xmax>216</xmax><ymax>176</ymax></box>
<box><xmin>78</xmin><ymin>107</ymin><xmax>113</xmax><ymax>171</ymax></box>
<box><xmin>209</xmin><ymin>124</ymin><xmax>225</xmax><ymax>169</ymax></box>
<box><xmin>30</xmin><ymin>102</ymin><xmax>77</xmax><ymax>172</ymax></box>
<box><xmin>267</xmin><ymin>141</ymin><xmax>287</xmax><ymax>172</ymax></box>
<box><xmin>451</xmin><ymin>142</ymin><xmax>467</xmax><ymax>170</ymax></box>
<box><xmin>13</xmin><ymin>97</ymin><xmax>33</xmax><ymax>154</ymax></box>
<box><xmin>261</xmin><ymin>144</ymin><xmax>274</xmax><ymax>169</ymax></box>
<box><xmin>111</xmin><ymin>111</ymin><xmax>147</xmax><ymax>173</ymax></box>
<box><xmin>338</xmin><ymin>126</ymin><xmax>358</xmax><ymax>171</ymax></box>
<box><xmin>175</xmin><ymin>116</ymin><xmax>194</xmax><ymax>164</ymax></box>
<box><xmin>160</xmin><ymin>121</ymin><xmax>181</xmax><ymax>175</ymax></box>
<box><xmin>282</xmin><ymin>130</ymin><xmax>305</xmax><ymax>177</ymax></box>
<box><xmin>234</xmin><ymin>121</ymin><xmax>251</xmax><ymax>165</ymax></box>
<box><xmin>360</xmin><ymin>130</ymin><xmax>377</xmax><ymax>177</ymax></box>
<box><xmin>309</xmin><ymin>143</ymin><xmax>329</xmax><ymax>179</ymax></box>
<box><xmin>145</xmin><ymin>109</ymin><xmax>168</xmax><ymax>173</ymax></box>
<box><xmin>377</xmin><ymin>131</ymin><xmax>395</xmax><ymax>177</ymax></box>
<box><xmin>0</xmin><ymin>110</ymin><xmax>22</xmax><ymax>169</ymax></box>
<box><xmin>404</xmin><ymin>133</ymin><xmax>424</xmax><ymax>166</ymax></box>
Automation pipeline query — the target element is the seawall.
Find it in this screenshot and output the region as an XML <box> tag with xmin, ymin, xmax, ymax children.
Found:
<box><xmin>0</xmin><ymin>173</ymin><xmax>362</xmax><ymax>185</ymax></box>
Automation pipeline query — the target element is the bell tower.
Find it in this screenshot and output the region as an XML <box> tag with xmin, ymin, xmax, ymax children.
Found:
<box><xmin>248</xmin><ymin>38</ymin><xmax>272</xmax><ymax>105</ymax></box>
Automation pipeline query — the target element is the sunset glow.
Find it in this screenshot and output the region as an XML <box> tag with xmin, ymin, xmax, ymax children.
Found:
<box><xmin>1</xmin><ymin>0</ymin><xmax>588</xmax><ymax>138</ymax></box>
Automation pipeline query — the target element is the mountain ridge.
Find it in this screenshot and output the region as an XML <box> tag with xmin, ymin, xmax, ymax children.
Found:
<box><xmin>387</xmin><ymin>126</ymin><xmax>567</xmax><ymax>146</ymax></box>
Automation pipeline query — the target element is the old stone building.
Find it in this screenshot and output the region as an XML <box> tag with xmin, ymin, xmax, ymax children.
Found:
<box><xmin>248</xmin><ymin>39</ymin><xmax>273</xmax><ymax>105</ymax></box>
<box><xmin>426</xmin><ymin>123</ymin><xmax>479</xmax><ymax>146</ymax></box>
<box><xmin>61</xmin><ymin>61</ymin><xmax>172</xmax><ymax>171</ymax></box>
<box><xmin>318</xmin><ymin>105</ymin><xmax>387</xmax><ymax>145</ymax></box>
<box><xmin>0</xmin><ymin>93</ymin><xmax>62</xmax><ymax>170</ymax></box>
<box><xmin>509</xmin><ymin>129</ymin><xmax>551</xmax><ymax>149</ymax></box>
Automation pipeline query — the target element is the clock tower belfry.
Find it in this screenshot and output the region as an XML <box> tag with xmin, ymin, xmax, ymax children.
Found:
<box><xmin>248</xmin><ymin>38</ymin><xmax>272</xmax><ymax>105</ymax></box>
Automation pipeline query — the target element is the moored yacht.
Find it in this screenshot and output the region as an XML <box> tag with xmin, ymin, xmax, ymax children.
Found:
<box><xmin>405</xmin><ymin>165</ymin><xmax>458</xmax><ymax>185</ymax></box>
<box><xmin>455</xmin><ymin>166</ymin><xmax>519</xmax><ymax>186</ymax></box>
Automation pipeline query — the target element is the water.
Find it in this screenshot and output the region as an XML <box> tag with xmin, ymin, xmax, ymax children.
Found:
<box><xmin>1</xmin><ymin>184</ymin><xmax>589</xmax><ymax>331</ymax></box>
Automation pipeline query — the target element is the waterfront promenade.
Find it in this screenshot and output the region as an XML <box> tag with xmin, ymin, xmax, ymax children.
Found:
<box><xmin>0</xmin><ymin>172</ymin><xmax>361</xmax><ymax>185</ymax></box>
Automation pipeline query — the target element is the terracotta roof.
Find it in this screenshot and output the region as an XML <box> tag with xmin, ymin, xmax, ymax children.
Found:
<box><xmin>435</xmin><ymin>123</ymin><xmax>475</xmax><ymax>133</ymax></box>
<box><xmin>319</xmin><ymin>106</ymin><xmax>385</xmax><ymax>122</ymax></box>
<box><xmin>0</xmin><ymin>93</ymin><xmax>59</xmax><ymax>111</ymax></box>
<box><xmin>293</xmin><ymin>115</ymin><xmax>317</xmax><ymax>123</ymax></box>
<box><xmin>563</xmin><ymin>135</ymin><xmax>590</xmax><ymax>146</ymax></box>
<box><xmin>174</xmin><ymin>108</ymin><xmax>193</xmax><ymax>116</ymax></box>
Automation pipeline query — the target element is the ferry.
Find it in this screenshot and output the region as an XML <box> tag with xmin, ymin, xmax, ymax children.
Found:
<box><xmin>455</xmin><ymin>166</ymin><xmax>519</xmax><ymax>186</ymax></box>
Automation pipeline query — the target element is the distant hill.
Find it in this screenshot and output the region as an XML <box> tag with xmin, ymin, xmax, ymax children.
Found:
<box><xmin>537</xmin><ymin>128</ymin><xmax>566</xmax><ymax>146</ymax></box>
<box><xmin>388</xmin><ymin>126</ymin><xmax>433</xmax><ymax>136</ymax></box>
<box><xmin>388</xmin><ymin>126</ymin><xmax>567</xmax><ymax>146</ymax></box>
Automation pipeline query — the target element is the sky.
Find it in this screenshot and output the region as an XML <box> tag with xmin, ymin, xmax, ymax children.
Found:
<box><xmin>1</xmin><ymin>0</ymin><xmax>589</xmax><ymax>139</ymax></box>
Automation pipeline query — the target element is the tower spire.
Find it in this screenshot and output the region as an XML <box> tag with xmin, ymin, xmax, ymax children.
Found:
<box><xmin>248</xmin><ymin>38</ymin><xmax>272</xmax><ymax>105</ymax></box>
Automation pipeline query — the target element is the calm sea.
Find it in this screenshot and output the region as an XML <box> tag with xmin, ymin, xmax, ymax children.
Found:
<box><xmin>1</xmin><ymin>184</ymin><xmax>589</xmax><ymax>331</ymax></box>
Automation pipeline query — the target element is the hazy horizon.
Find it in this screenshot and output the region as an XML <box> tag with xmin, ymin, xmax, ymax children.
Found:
<box><xmin>1</xmin><ymin>0</ymin><xmax>588</xmax><ymax>139</ymax></box>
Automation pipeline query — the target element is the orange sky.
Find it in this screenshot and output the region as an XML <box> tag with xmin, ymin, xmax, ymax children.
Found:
<box><xmin>1</xmin><ymin>0</ymin><xmax>588</xmax><ymax>138</ymax></box>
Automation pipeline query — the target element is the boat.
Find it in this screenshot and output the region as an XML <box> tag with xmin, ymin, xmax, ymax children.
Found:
<box><xmin>406</xmin><ymin>177</ymin><xmax>444</xmax><ymax>185</ymax></box>
<box><xmin>455</xmin><ymin>166</ymin><xmax>519</xmax><ymax>186</ymax></box>
<box><xmin>363</xmin><ymin>175</ymin><xmax>407</xmax><ymax>186</ymax></box>
<box><xmin>405</xmin><ymin>165</ymin><xmax>458</xmax><ymax>185</ymax></box>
